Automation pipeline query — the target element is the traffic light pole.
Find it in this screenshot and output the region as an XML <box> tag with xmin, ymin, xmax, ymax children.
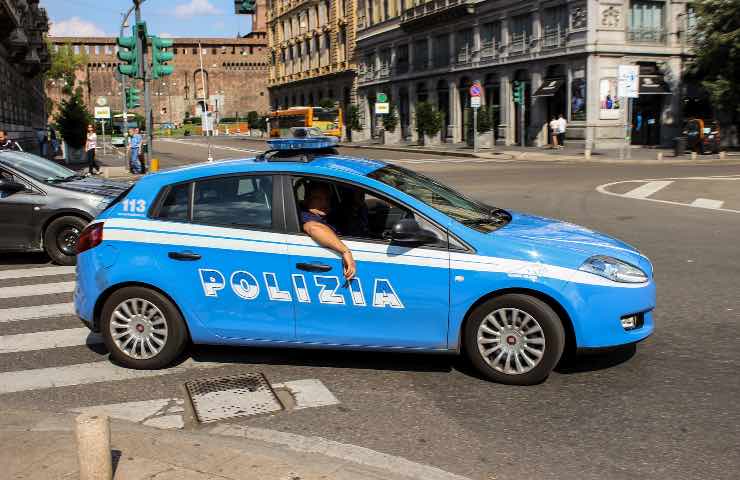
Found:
<box><xmin>134</xmin><ymin>0</ymin><xmax>153</xmax><ymax>167</ymax></box>
<box><xmin>119</xmin><ymin>7</ymin><xmax>134</xmax><ymax>149</ymax></box>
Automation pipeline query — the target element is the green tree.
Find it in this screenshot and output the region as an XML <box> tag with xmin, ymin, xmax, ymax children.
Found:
<box><xmin>54</xmin><ymin>91</ymin><xmax>92</xmax><ymax>149</ymax></box>
<box><xmin>246</xmin><ymin>110</ymin><xmax>259</xmax><ymax>127</ymax></box>
<box><xmin>47</xmin><ymin>41</ymin><xmax>88</xmax><ymax>96</ymax></box>
<box><xmin>415</xmin><ymin>102</ymin><xmax>443</xmax><ymax>141</ymax></box>
<box><xmin>382</xmin><ymin>103</ymin><xmax>398</xmax><ymax>132</ymax></box>
<box><xmin>318</xmin><ymin>98</ymin><xmax>336</xmax><ymax>109</ymax></box>
<box><xmin>346</xmin><ymin>104</ymin><xmax>362</xmax><ymax>131</ymax></box>
<box><xmin>476</xmin><ymin>105</ymin><xmax>493</xmax><ymax>133</ymax></box>
<box><xmin>690</xmin><ymin>0</ymin><xmax>740</xmax><ymax>118</ymax></box>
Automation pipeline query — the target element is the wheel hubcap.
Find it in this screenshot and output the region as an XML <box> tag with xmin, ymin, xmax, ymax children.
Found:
<box><xmin>109</xmin><ymin>298</ymin><xmax>168</xmax><ymax>360</ymax></box>
<box><xmin>477</xmin><ymin>307</ymin><xmax>546</xmax><ymax>375</ymax></box>
<box><xmin>58</xmin><ymin>226</ymin><xmax>80</xmax><ymax>255</ymax></box>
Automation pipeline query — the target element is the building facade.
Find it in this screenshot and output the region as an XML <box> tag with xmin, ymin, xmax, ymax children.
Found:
<box><xmin>267</xmin><ymin>0</ymin><xmax>358</xmax><ymax>135</ymax></box>
<box><xmin>355</xmin><ymin>0</ymin><xmax>695</xmax><ymax>148</ymax></box>
<box><xmin>0</xmin><ymin>0</ymin><xmax>50</xmax><ymax>152</ymax></box>
<box><xmin>47</xmin><ymin>33</ymin><xmax>270</xmax><ymax>126</ymax></box>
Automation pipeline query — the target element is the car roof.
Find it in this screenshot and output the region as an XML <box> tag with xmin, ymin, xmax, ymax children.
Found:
<box><xmin>141</xmin><ymin>153</ymin><xmax>388</xmax><ymax>186</ymax></box>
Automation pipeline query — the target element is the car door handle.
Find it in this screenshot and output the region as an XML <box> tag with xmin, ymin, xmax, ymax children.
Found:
<box><xmin>296</xmin><ymin>262</ymin><xmax>332</xmax><ymax>272</ymax></box>
<box><xmin>168</xmin><ymin>251</ymin><xmax>201</xmax><ymax>261</ymax></box>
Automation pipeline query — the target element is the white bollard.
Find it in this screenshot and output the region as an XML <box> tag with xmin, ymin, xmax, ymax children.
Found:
<box><xmin>657</xmin><ymin>152</ymin><xmax>663</xmax><ymax>161</ymax></box>
<box><xmin>719</xmin><ymin>151</ymin><xmax>727</xmax><ymax>160</ymax></box>
<box><xmin>584</xmin><ymin>149</ymin><xmax>592</xmax><ymax>160</ymax></box>
<box><xmin>75</xmin><ymin>413</ymin><xmax>112</xmax><ymax>480</ymax></box>
<box><xmin>691</xmin><ymin>151</ymin><xmax>698</xmax><ymax>160</ymax></box>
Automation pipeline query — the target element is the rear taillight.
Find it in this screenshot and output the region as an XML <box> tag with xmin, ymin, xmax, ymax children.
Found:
<box><xmin>76</xmin><ymin>222</ymin><xmax>104</xmax><ymax>254</ymax></box>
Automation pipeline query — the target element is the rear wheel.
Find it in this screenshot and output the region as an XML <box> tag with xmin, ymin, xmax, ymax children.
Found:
<box><xmin>101</xmin><ymin>286</ymin><xmax>188</xmax><ymax>369</ymax></box>
<box><xmin>43</xmin><ymin>216</ymin><xmax>87</xmax><ymax>266</ymax></box>
<box><xmin>464</xmin><ymin>294</ymin><xmax>565</xmax><ymax>385</ymax></box>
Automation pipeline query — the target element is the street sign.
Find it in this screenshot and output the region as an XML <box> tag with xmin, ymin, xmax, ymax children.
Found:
<box><xmin>94</xmin><ymin>106</ymin><xmax>111</xmax><ymax>119</ymax></box>
<box><xmin>376</xmin><ymin>92</ymin><xmax>387</xmax><ymax>103</ymax></box>
<box><xmin>375</xmin><ymin>102</ymin><xmax>390</xmax><ymax>114</ymax></box>
<box><xmin>96</xmin><ymin>96</ymin><xmax>108</xmax><ymax>107</ymax></box>
<box><xmin>618</xmin><ymin>65</ymin><xmax>639</xmax><ymax>98</ymax></box>
<box><xmin>471</xmin><ymin>96</ymin><xmax>481</xmax><ymax>108</ymax></box>
<box><xmin>470</xmin><ymin>82</ymin><xmax>482</xmax><ymax>98</ymax></box>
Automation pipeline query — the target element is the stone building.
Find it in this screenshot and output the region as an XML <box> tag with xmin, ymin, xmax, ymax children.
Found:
<box><xmin>266</xmin><ymin>0</ymin><xmax>358</xmax><ymax>132</ymax></box>
<box><xmin>0</xmin><ymin>0</ymin><xmax>50</xmax><ymax>152</ymax></box>
<box><xmin>355</xmin><ymin>0</ymin><xmax>696</xmax><ymax>148</ymax></box>
<box><xmin>47</xmin><ymin>32</ymin><xmax>271</xmax><ymax>126</ymax></box>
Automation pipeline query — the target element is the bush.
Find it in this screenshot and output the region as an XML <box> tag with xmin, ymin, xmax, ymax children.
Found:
<box><xmin>318</xmin><ymin>98</ymin><xmax>336</xmax><ymax>109</ymax></box>
<box><xmin>415</xmin><ymin>102</ymin><xmax>443</xmax><ymax>137</ymax></box>
<box><xmin>346</xmin><ymin>104</ymin><xmax>362</xmax><ymax>131</ymax></box>
<box><xmin>246</xmin><ymin>111</ymin><xmax>259</xmax><ymax>128</ymax></box>
<box><xmin>476</xmin><ymin>105</ymin><xmax>494</xmax><ymax>133</ymax></box>
<box><xmin>382</xmin><ymin>103</ymin><xmax>398</xmax><ymax>132</ymax></box>
<box><xmin>54</xmin><ymin>92</ymin><xmax>91</xmax><ymax>149</ymax></box>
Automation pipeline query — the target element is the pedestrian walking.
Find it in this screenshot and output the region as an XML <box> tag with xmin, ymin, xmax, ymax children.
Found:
<box><xmin>557</xmin><ymin>114</ymin><xmax>567</xmax><ymax>148</ymax></box>
<box><xmin>85</xmin><ymin>124</ymin><xmax>101</xmax><ymax>175</ymax></box>
<box><xmin>549</xmin><ymin>116</ymin><xmax>559</xmax><ymax>149</ymax></box>
<box><xmin>0</xmin><ymin>130</ymin><xmax>21</xmax><ymax>151</ymax></box>
<box><xmin>128</xmin><ymin>127</ymin><xmax>143</xmax><ymax>174</ymax></box>
<box><xmin>49</xmin><ymin>128</ymin><xmax>59</xmax><ymax>158</ymax></box>
<box><xmin>36</xmin><ymin>128</ymin><xmax>47</xmax><ymax>158</ymax></box>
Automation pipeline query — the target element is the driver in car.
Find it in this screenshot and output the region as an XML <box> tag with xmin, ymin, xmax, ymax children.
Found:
<box><xmin>300</xmin><ymin>182</ymin><xmax>357</xmax><ymax>280</ymax></box>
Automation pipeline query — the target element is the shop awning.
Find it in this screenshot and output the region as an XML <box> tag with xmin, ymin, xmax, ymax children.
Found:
<box><xmin>532</xmin><ymin>78</ymin><xmax>564</xmax><ymax>97</ymax></box>
<box><xmin>639</xmin><ymin>76</ymin><xmax>671</xmax><ymax>95</ymax></box>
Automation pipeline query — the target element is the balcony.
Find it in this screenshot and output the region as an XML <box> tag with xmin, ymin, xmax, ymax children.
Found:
<box><xmin>456</xmin><ymin>45</ymin><xmax>471</xmax><ymax>65</ymax></box>
<box><xmin>627</xmin><ymin>27</ymin><xmax>666</xmax><ymax>44</ymax></box>
<box><xmin>542</xmin><ymin>25</ymin><xmax>567</xmax><ymax>49</ymax></box>
<box><xmin>401</xmin><ymin>0</ymin><xmax>474</xmax><ymax>31</ymax></box>
<box><xmin>480</xmin><ymin>40</ymin><xmax>496</xmax><ymax>59</ymax></box>
<box><xmin>509</xmin><ymin>33</ymin><xmax>528</xmax><ymax>55</ymax></box>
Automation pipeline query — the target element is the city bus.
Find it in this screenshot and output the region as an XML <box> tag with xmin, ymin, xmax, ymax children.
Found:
<box><xmin>269</xmin><ymin>106</ymin><xmax>343</xmax><ymax>138</ymax></box>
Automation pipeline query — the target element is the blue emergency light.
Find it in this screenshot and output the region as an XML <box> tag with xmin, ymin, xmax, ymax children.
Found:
<box><xmin>266</xmin><ymin>127</ymin><xmax>339</xmax><ymax>151</ymax></box>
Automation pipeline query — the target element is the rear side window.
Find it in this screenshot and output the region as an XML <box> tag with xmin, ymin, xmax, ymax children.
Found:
<box><xmin>192</xmin><ymin>175</ymin><xmax>273</xmax><ymax>229</ymax></box>
<box><xmin>157</xmin><ymin>183</ymin><xmax>191</xmax><ymax>221</ymax></box>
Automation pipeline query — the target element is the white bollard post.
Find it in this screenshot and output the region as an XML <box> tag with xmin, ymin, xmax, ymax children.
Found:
<box><xmin>584</xmin><ymin>149</ymin><xmax>591</xmax><ymax>160</ymax></box>
<box><xmin>657</xmin><ymin>152</ymin><xmax>663</xmax><ymax>161</ymax></box>
<box><xmin>75</xmin><ymin>413</ymin><xmax>112</xmax><ymax>480</ymax></box>
<box><xmin>691</xmin><ymin>151</ymin><xmax>698</xmax><ymax>160</ymax></box>
<box><xmin>719</xmin><ymin>151</ymin><xmax>727</xmax><ymax>160</ymax></box>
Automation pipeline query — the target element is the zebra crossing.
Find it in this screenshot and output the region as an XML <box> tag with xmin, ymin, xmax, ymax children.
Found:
<box><xmin>0</xmin><ymin>262</ymin><xmax>339</xmax><ymax>428</ymax></box>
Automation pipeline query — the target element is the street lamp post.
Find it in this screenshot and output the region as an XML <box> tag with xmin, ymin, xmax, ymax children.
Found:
<box><xmin>119</xmin><ymin>5</ymin><xmax>136</xmax><ymax>149</ymax></box>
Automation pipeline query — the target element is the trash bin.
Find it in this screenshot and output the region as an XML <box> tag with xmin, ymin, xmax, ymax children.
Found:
<box><xmin>674</xmin><ymin>136</ymin><xmax>686</xmax><ymax>157</ymax></box>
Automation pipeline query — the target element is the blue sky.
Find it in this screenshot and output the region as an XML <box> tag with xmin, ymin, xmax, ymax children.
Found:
<box><xmin>43</xmin><ymin>0</ymin><xmax>254</xmax><ymax>38</ymax></box>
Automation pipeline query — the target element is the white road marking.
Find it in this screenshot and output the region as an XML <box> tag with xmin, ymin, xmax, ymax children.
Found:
<box><xmin>0</xmin><ymin>358</ymin><xmax>221</xmax><ymax>394</ymax></box>
<box><xmin>273</xmin><ymin>379</ymin><xmax>340</xmax><ymax>410</ymax></box>
<box><xmin>622</xmin><ymin>180</ymin><xmax>673</xmax><ymax>199</ymax></box>
<box><xmin>160</xmin><ymin>138</ymin><xmax>262</xmax><ymax>153</ymax></box>
<box><xmin>596</xmin><ymin>176</ymin><xmax>740</xmax><ymax>214</ymax></box>
<box><xmin>209</xmin><ymin>424</ymin><xmax>472</xmax><ymax>480</ymax></box>
<box><xmin>0</xmin><ymin>327</ymin><xmax>101</xmax><ymax>354</ymax></box>
<box><xmin>0</xmin><ymin>266</ymin><xmax>75</xmax><ymax>280</ymax></box>
<box><xmin>0</xmin><ymin>281</ymin><xmax>76</xmax><ymax>299</ymax></box>
<box><xmin>690</xmin><ymin>198</ymin><xmax>725</xmax><ymax>209</ymax></box>
<box><xmin>0</xmin><ymin>303</ymin><xmax>75</xmax><ymax>323</ymax></box>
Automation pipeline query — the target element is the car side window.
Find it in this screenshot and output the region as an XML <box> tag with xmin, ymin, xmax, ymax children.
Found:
<box><xmin>157</xmin><ymin>182</ymin><xmax>191</xmax><ymax>222</ymax></box>
<box><xmin>193</xmin><ymin>175</ymin><xmax>273</xmax><ymax>229</ymax></box>
<box><xmin>293</xmin><ymin>176</ymin><xmax>447</xmax><ymax>247</ymax></box>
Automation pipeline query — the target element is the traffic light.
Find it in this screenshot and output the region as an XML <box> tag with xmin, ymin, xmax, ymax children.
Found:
<box><xmin>151</xmin><ymin>36</ymin><xmax>174</xmax><ymax>79</ymax></box>
<box><xmin>126</xmin><ymin>87</ymin><xmax>141</xmax><ymax>109</ymax></box>
<box><xmin>235</xmin><ymin>0</ymin><xmax>256</xmax><ymax>14</ymax></box>
<box><xmin>512</xmin><ymin>81</ymin><xmax>525</xmax><ymax>105</ymax></box>
<box><xmin>116</xmin><ymin>29</ymin><xmax>139</xmax><ymax>78</ymax></box>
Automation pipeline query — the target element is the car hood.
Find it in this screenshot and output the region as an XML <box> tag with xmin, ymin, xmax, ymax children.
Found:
<box><xmin>492</xmin><ymin>211</ymin><xmax>650</xmax><ymax>271</ymax></box>
<box><xmin>58</xmin><ymin>177</ymin><xmax>129</xmax><ymax>198</ymax></box>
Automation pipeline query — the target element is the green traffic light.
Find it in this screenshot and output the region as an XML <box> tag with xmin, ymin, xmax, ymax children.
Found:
<box><xmin>236</xmin><ymin>0</ymin><xmax>255</xmax><ymax>14</ymax></box>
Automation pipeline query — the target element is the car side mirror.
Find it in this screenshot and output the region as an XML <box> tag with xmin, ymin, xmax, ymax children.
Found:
<box><xmin>390</xmin><ymin>218</ymin><xmax>439</xmax><ymax>245</ymax></box>
<box><xmin>0</xmin><ymin>179</ymin><xmax>25</xmax><ymax>195</ymax></box>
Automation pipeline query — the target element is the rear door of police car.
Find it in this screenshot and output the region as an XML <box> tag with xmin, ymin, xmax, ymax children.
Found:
<box><xmin>283</xmin><ymin>174</ymin><xmax>451</xmax><ymax>349</ymax></box>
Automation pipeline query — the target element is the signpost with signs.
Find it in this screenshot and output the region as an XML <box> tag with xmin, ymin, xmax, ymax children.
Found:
<box><xmin>94</xmin><ymin>106</ymin><xmax>111</xmax><ymax>155</ymax></box>
<box><xmin>376</xmin><ymin>92</ymin><xmax>389</xmax><ymax>115</ymax></box>
<box><xmin>617</xmin><ymin>65</ymin><xmax>639</xmax><ymax>159</ymax></box>
<box><xmin>470</xmin><ymin>82</ymin><xmax>482</xmax><ymax>152</ymax></box>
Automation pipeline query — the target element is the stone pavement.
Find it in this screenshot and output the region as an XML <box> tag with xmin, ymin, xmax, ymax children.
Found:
<box><xmin>1</xmin><ymin>409</ymin><xmax>468</xmax><ymax>480</ymax></box>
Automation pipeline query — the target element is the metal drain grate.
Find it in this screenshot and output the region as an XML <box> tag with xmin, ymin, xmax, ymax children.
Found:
<box><xmin>185</xmin><ymin>373</ymin><xmax>283</xmax><ymax>423</ymax></box>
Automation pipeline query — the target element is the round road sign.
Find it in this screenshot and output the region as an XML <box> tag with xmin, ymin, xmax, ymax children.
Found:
<box><xmin>470</xmin><ymin>83</ymin><xmax>482</xmax><ymax>97</ymax></box>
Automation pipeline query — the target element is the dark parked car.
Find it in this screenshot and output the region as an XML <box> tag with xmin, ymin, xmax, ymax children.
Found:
<box><xmin>0</xmin><ymin>151</ymin><xmax>129</xmax><ymax>265</ymax></box>
<box><xmin>677</xmin><ymin>118</ymin><xmax>721</xmax><ymax>154</ymax></box>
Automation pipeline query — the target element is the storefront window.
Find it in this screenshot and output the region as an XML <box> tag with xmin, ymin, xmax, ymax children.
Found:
<box><xmin>571</xmin><ymin>68</ymin><xmax>587</xmax><ymax>121</ymax></box>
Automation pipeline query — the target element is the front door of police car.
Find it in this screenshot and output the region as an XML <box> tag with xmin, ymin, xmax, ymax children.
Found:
<box><xmin>287</xmin><ymin>177</ymin><xmax>450</xmax><ymax>349</ymax></box>
<box><xmin>157</xmin><ymin>174</ymin><xmax>295</xmax><ymax>342</ymax></box>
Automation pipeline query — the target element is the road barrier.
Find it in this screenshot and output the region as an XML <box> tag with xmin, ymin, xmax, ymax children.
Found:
<box><xmin>75</xmin><ymin>413</ymin><xmax>112</xmax><ymax>480</ymax></box>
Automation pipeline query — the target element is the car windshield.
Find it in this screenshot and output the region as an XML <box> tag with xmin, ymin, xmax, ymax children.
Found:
<box><xmin>368</xmin><ymin>165</ymin><xmax>510</xmax><ymax>232</ymax></box>
<box><xmin>0</xmin><ymin>151</ymin><xmax>80</xmax><ymax>183</ymax></box>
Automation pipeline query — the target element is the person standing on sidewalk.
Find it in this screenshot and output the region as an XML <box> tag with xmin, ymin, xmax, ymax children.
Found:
<box><xmin>549</xmin><ymin>116</ymin><xmax>560</xmax><ymax>149</ymax></box>
<box><xmin>128</xmin><ymin>127</ymin><xmax>143</xmax><ymax>174</ymax></box>
<box><xmin>557</xmin><ymin>114</ymin><xmax>567</xmax><ymax>148</ymax></box>
<box><xmin>85</xmin><ymin>124</ymin><xmax>101</xmax><ymax>175</ymax></box>
<box><xmin>0</xmin><ymin>130</ymin><xmax>21</xmax><ymax>151</ymax></box>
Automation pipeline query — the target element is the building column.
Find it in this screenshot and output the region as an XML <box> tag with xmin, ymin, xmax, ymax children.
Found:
<box><xmin>449</xmin><ymin>77</ymin><xmax>461</xmax><ymax>143</ymax></box>
<box><xmin>386</xmin><ymin>83</ymin><xmax>402</xmax><ymax>144</ymax></box>
<box><xmin>408</xmin><ymin>81</ymin><xmax>418</xmax><ymax>143</ymax></box>
<box><xmin>472</xmin><ymin>20</ymin><xmax>481</xmax><ymax>64</ymax></box>
<box><xmin>500</xmin><ymin>72</ymin><xmax>514</xmax><ymax>146</ymax></box>
<box><xmin>427</xmin><ymin>35</ymin><xmax>433</xmax><ymax>69</ymax></box>
<box><xmin>530</xmin><ymin>69</ymin><xmax>547</xmax><ymax>147</ymax></box>
<box><xmin>449</xmin><ymin>31</ymin><xmax>456</xmax><ymax>66</ymax></box>
<box><xmin>358</xmin><ymin>89</ymin><xmax>372</xmax><ymax>142</ymax></box>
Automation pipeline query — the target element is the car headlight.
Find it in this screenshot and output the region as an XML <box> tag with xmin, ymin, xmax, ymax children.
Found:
<box><xmin>579</xmin><ymin>255</ymin><xmax>648</xmax><ymax>283</ymax></box>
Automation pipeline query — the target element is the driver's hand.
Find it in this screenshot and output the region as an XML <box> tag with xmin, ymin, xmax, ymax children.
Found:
<box><xmin>342</xmin><ymin>250</ymin><xmax>356</xmax><ymax>280</ymax></box>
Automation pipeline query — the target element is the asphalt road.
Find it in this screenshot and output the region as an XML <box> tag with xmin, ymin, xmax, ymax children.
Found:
<box><xmin>1</xmin><ymin>137</ymin><xmax>739</xmax><ymax>480</ymax></box>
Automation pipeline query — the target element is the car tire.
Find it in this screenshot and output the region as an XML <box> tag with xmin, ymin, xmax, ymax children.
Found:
<box><xmin>101</xmin><ymin>286</ymin><xmax>189</xmax><ymax>369</ymax></box>
<box><xmin>463</xmin><ymin>294</ymin><xmax>565</xmax><ymax>385</ymax></box>
<box><xmin>43</xmin><ymin>216</ymin><xmax>88</xmax><ymax>266</ymax></box>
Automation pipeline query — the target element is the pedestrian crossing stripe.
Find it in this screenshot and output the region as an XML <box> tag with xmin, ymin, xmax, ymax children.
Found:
<box><xmin>0</xmin><ymin>266</ymin><xmax>75</xmax><ymax>280</ymax></box>
<box><xmin>0</xmin><ymin>281</ymin><xmax>75</xmax><ymax>299</ymax></box>
<box><xmin>0</xmin><ymin>327</ymin><xmax>101</xmax><ymax>354</ymax></box>
<box><xmin>0</xmin><ymin>303</ymin><xmax>75</xmax><ymax>323</ymax></box>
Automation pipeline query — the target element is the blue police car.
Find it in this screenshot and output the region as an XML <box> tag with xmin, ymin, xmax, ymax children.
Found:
<box><xmin>74</xmin><ymin>133</ymin><xmax>654</xmax><ymax>385</ymax></box>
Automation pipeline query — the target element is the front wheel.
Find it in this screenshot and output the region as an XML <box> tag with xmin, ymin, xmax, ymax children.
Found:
<box><xmin>101</xmin><ymin>286</ymin><xmax>188</xmax><ymax>369</ymax></box>
<box><xmin>43</xmin><ymin>215</ymin><xmax>88</xmax><ymax>266</ymax></box>
<box><xmin>464</xmin><ymin>294</ymin><xmax>565</xmax><ymax>385</ymax></box>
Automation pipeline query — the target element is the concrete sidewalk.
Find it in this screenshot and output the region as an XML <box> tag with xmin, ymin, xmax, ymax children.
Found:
<box><xmin>1</xmin><ymin>408</ymin><xmax>469</xmax><ymax>480</ymax></box>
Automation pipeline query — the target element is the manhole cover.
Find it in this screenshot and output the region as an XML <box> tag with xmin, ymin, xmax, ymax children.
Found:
<box><xmin>185</xmin><ymin>373</ymin><xmax>283</xmax><ymax>423</ymax></box>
